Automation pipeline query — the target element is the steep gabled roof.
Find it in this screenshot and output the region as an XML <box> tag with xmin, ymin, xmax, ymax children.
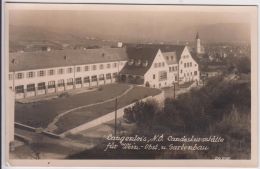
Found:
<box><xmin>120</xmin><ymin>47</ymin><xmax>159</xmax><ymax>76</ymax></box>
<box><xmin>162</xmin><ymin>51</ymin><xmax>178</xmax><ymax>65</ymax></box>
<box><xmin>159</xmin><ymin>45</ymin><xmax>186</xmax><ymax>63</ymax></box>
<box><xmin>120</xmin><ymin>45</ymin><xmax>186</xmax><ymax>76</ymax></box>
<box><xmin>133</xmin><ymin>44</ymin><xmax>185</xmax><ymax>61</ymax></box>
<box><xmin>9</xmin><ymin>48</ymin><xmax>128</xmax><ymax>72</ymax></box>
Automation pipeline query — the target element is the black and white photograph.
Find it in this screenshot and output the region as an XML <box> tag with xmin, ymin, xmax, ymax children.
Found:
<box><xmin>2</xmin><ymin>2</ymin><xmax>258</xmax><ymax>167</ymax></box>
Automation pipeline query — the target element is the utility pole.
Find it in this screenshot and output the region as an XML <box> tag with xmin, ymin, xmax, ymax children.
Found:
<box><xmin>73</xmin><ymin>65</ymin><xmax>76</xmax><ymax>89</ymax></box>
<box><xmin>114</xmin><ymin>97</ymin><xmax>118</xmax><ymax>136</ymax></box>
<box><xmin>173</xmin><ymin>83</ymin><xmax>176</xmax><ymax>99</ymax></box>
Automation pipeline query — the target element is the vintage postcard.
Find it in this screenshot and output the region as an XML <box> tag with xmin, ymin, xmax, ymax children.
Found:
<box><xmin>2</xmin><ymin>2</ymin><xmax>258</xmax><ymax>168</ymax></box>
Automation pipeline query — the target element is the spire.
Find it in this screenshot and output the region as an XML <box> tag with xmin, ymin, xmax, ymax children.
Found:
<box><xmin>196</xmin><ymin>32</ymin><xmax>200</xmax><ymax>39</ymax></box>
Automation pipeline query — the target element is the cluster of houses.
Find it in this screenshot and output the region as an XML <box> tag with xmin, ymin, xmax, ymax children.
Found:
<box><xmin>8</xmin><ymin>37</ymin><xmax>202</xmax><ymax>99</ymax></box>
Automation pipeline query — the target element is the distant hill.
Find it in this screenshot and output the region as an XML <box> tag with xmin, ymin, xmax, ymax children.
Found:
<box><xmin>9</xmin><ymin>23</ymin><xmax>250</xmax><ymax>52</ymax></box>
<box><xmin>197</xmin><ymin>23</ymin><xmax>250</xmax><ymax>43</ymax></box>
<box><xmin>9</xmin><ymin>25</ymin><xmax>117</xmax><ymax>52</ymax></box>
<box><xmin>178</xmin><ymin>23</ymin><xmax>250</xmax><ymax>43</ymax></box>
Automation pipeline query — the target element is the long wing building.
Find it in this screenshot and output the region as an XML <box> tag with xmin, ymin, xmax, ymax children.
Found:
<box><xmin>8</xmin><ymin>45</ymin><xmax>200</xmax><ymax>99</ymax></box>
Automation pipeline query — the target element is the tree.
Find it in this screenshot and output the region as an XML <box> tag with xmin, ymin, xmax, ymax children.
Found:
<box><xmin>123</xmin><ymin>100</ymin><xmax>159</xmax><ymax>128</ymax></box>
<box><xmin>235</xmin><ymin>56</ymin><xmax>250</xmax><ymax>74</ymax></box>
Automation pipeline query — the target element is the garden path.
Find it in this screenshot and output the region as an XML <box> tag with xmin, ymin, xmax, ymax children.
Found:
<box><xmin>45</xmin><ymin>85</ymin><xmax>133</xmax><ymax>132</ymax></box>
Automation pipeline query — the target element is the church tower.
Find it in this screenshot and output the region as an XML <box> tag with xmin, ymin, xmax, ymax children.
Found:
<box><xmin>195</xmin><ymin>32</ymin><xmax>201</xmax><ymax>54</ymax></box>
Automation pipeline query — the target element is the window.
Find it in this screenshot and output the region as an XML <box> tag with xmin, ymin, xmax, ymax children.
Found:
<box><xmin>58</xmin><ymin>68</ymin><xmax>64</xmax><ymax>74</ymax></box>
<box><xmin>85</xmin><ymin>66</ymin><xmax>89</xmax><ymax>71</ymax></box>
<box><xmin>162</xmin><ymin>62</ymin><xmax>165</xmax><ymax>67</ymax></box>
<box><xmin>76</xmin><ymin>67</ymin><xmax>81</xmax><ymax>72</ymax></box>
<box><xmin>194</xmin><ymin>71</ymin><xmax>197</xmax><ymax>76</ymax></box>
<box><xmin>27</xmin><ymin>84</ymin><xmax>35</xmax><ymax>92</ymax></box>
<box><xmin>15</xmin><ymin>85</ymin><xmax>24</xmax><ymax>93</ymax></box>
<box><xmin>16</xmin><ymin>73</ymin><xmax>24</xmax><ymax>79</ymax></box>
<box><xmin>84</xmin><ymin>77</ymin><xmax>90</xmax><ymax>83</ymax></box>
<box><xmin>38</xmin><ymin>82</ymin><xmax>46</xmax><ymax>90</ymax></box>
<box><xmin>99</xmin><ymin>64</ymin><xmax>104</xmax><ymax>70</ymax></box>
<box><xmin>48</xmin><ymin>69</ymin><xmax>55</xmax><ymax>76</ymax></box>
<box><xmin>153</xmin><ymin>74</ymin><xmax>156</xmax><ymax>79</ymax></box>
<box><xmin>67</xmin><ymin>78</ymin><xmax>73</xmax><ymax>85</ymax></box>
<box><xmin>184</xmin><ymin>63</ymin><xmax>186</xmax><ymax>68</ymax></box>
<box><xmin>130</xmin><ymin>60</ymin><xmax>136</xmax><ymax>66</ymax></box>
<box><xmin>113</xmin><ymin>63</ymin><xmax>117</xmax><ymax>68</ymax></box>
<box><xmin>169</xmin><ymin>67</ymin><xmax>171</xmax><ymax>72</ymax></box>
<box><xmin>27</xmin><ymin>72</ymin><xmax>35</xmax><ymax>78</ymax></box>
<box><xmin>180</xmin><ymin>69</ymin><xmax>183</xmax><ymax>73</ymax></box>
<box><xmin>190</xmin><ymin>62</ymin><xmax>192</xmax><ymax>67</ymax></box>
<box><xmin>159</xmin><ymin>71</ymin><xmax>167</xmax><ymax>81</ymax></box>
<box><xmin>175</xmin><ymin>66</ymin><xmax>178</xmax><ymax>70</ymax></box>
<box><xmin>171</xmin><ymin>56</ymin><xmax>174</xmax><ymax>60</ymax></box>
<box><xmin>113</xmin><ymin>72</ymin><xmax>118</xmax><ymax>78</ymax></box>
<box><xmin>75</xmin><ymin>77</ymin><xmax>82</xmax><ymax>84</ymax></box>
<box><xmin>38</xmin><ymin>70</ymin><xmax>45</xmax><ymax>77</ymax></box>
<box><xmin>107</xmin><ymin>64</ymin><xmax>111</xmax><ymax>69</ymax></box>
<box><xmin>166</xmin><ymin>56</ymin><xmax>169</xmax><ymax>60</ymax></box>
<box><xmin>57</xmin><ymin>79</ymin><xmax>64</xmax><ymax>87</ymax></box>
<box><xmin>106</xmin><ymin>73</ymin><xmax>111</xmax><ymax>79</ymax></box>
<box><xmin>91</xmin><ymin>75</ymin><xmax>97</xmax><ymax>82</ymax></box>
<box><xmin>175</xmin><ymin>76</ymin><xmax>178</xmax><ymax>81</ymax></box>
<box><xmin>158</xmin><ymin>63</ymin><xmax>161</xmax><ymax>67</ymax></box>
<box><xmin>99</xmin><ymin>74</ymin><xmax>105</xmax><ymax>80</ymax></box>
<box><xmin>142</xmin><ymin>60</ymin><xmax>148</xmax><ymax>67</ymax></box>
<box><xmin>191</xmin><ymin>72</ymin><xmax>192</xmax><ymax>75</ymax></box>
<box><xmin>67</xmin><ymin>67</ymin><xmax>73</xmax><ymax>74</ymax></box>
<box><xmin>9</xmin><ymin>74</ymin><xmax>13</xmax><ymax>80</ymax></box>
<box><xmin>180</xmin><ymin>61</ymin><xmax>182</xmax><ymax>64</ymax></box>
<box><xmin>154</xmin><ymin>63</ymin><xmax>158</xmax><ymax>68</ymax></box>
<box><xmin>48</xmin><ymin>81</ymin><xmax>55</xmax><ymax>88</ymax></box>
<box><xmin>92</xmin><ymin>65</ymin><xmax>97</xmax><ymax>70</ymax></box>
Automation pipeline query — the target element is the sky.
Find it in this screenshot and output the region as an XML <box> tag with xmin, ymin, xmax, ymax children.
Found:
<box><xmin>9</xmin><ymin>6</ymin><xmax>253</xmax><ymax>43</ymax></box>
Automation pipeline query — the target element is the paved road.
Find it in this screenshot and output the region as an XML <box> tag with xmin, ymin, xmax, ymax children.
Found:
<box><xmin>164</xmin><ymin>81</ymin><xmax>199</xmax><ymax>99</ymax></box>
<box><xmin>13</xmin><ymin>127</ymin><xmax>95</xmax><ymax>159</ymax></box>
<box><xmin>12</xmin><ymin>116</ymin><xmax>135</xmax><ymax>159</ymax></box>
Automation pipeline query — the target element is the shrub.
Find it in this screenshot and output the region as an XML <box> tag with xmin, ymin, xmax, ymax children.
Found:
<box><xmin>123</xmin><ymin>100</ymin><xmax>160</xmax><ymax>127</ymax></box>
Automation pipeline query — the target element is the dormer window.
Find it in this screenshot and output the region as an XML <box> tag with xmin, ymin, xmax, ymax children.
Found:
<box><xmin>142</xmin><ymin>60</ymin><xmax>148</xmax><ymax>67</ymax></box>
<box><xmin>128</xmin><ymin>59</ymin><xmax>134</xmax><ymax>66</ymax></box>
<box><xmin>135</xmin><ymin>59</ymin><xmax>141</xmax><ymax>66</ymax></box>
<box><xmin>166</xmin><ymin>56</ymin><xmax>169</xmax><ymax>60</ymax></box>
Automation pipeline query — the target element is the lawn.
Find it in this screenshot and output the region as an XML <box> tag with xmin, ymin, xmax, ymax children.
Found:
<box><xmin>54</xmin><ymin>86</ymin><xmax>161</xmax><ymax>134</ymax></box>
<box><xmin>15</xmin><ymin>84</ymin><xmax>130</xmax><ymax>128</ymax></box>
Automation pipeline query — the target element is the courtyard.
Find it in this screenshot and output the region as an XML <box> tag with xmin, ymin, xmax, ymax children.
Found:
<box><xmin>15</xmin><ymin>83</ymin><xmax>161</xmax><ymax>134</ymax></box>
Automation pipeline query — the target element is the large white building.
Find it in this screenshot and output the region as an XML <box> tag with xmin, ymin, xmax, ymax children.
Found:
<box><xmin>120</xmin><ymin>45</ymin><xmax>200</xmax><ymax>88</ymax></box>
<box><xmin>9</xmin><ymin>45</ymin><xmax>200</xmax><ymax>99</ymax></box>
<box><xmin>9</xmin><ymin>48</ymin><xmax>127</xmax><ymax>99</ymax></box>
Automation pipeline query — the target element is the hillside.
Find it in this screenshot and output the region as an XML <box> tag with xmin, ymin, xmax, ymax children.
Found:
<box><xmin>9</xmin><ymin>25</ymin><xmax>117</xmax><ymax>52</ymax></box>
